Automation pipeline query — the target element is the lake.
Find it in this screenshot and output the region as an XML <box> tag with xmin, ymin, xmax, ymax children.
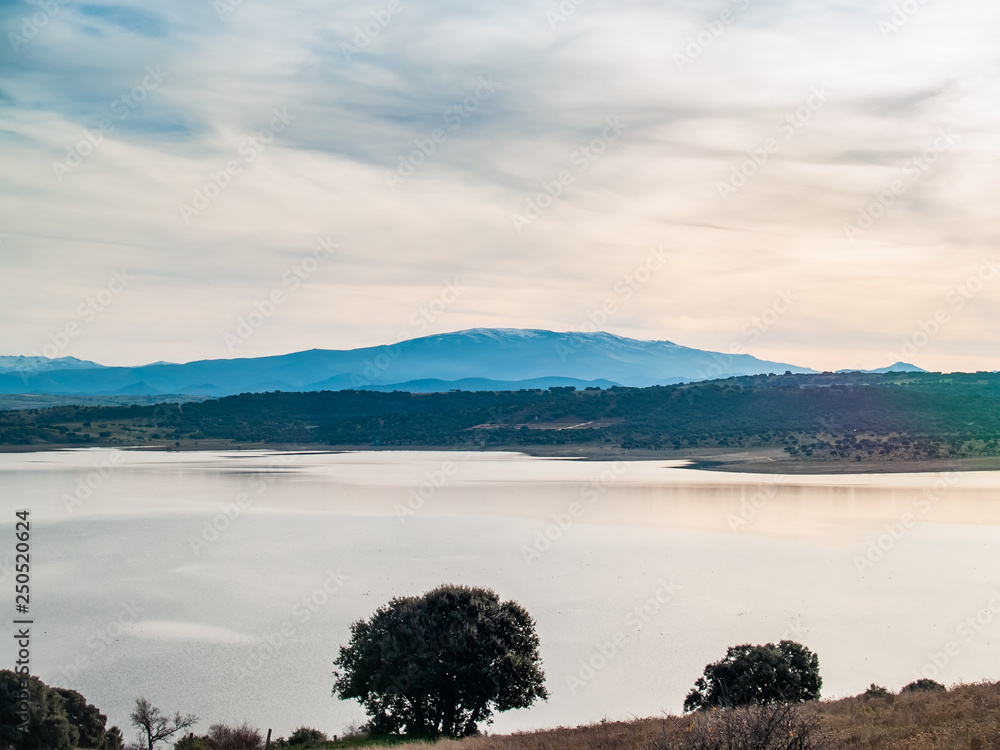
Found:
<box><xmin>2</xmin><ymin>448</ymin><xmax>1000</xmax><ymax>741</ymax></box>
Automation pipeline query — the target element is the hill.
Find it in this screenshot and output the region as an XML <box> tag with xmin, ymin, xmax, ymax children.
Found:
<box><xmin>838</xmin><ymin>361</ymin><xmax>928</xmax><ymax>374</ymax></box>
<box><xmin>3</xmin><ymin>371</ymin><xmax>1000</xmax><ymax>466</ymax></box>
<box><xmin>373</xmin><ymin>681</ymin><xmax>1000</xmax><ymax>750</ymax></box>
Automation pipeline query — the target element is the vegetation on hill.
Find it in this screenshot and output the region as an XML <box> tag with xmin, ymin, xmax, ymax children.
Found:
<box><xmin>7</xmin><ymin>672</ymin><xmax>1000</xmax><ymax>750</ymax></box>
<box><xmin>382</xmin><ymin>681</ymin><xmax>1000</xmax><ymax>750</ymax></box>
<box><xmin>2</xmin><ymin>371</ymin><xmax>1000</xmax><ymax>462</ymax></box>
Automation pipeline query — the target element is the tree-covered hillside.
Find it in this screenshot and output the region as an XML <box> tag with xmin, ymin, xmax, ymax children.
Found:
<box><xmin>2</xmin><ymin>371</ymin><xmax>1000</xmax><ymax>462</ymax></box>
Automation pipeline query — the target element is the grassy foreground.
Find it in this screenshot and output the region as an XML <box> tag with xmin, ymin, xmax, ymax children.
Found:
<box><xmin>316</xmin><ymin>681</ymin><xmax>1000</xmax><ymax>750</ymax></box>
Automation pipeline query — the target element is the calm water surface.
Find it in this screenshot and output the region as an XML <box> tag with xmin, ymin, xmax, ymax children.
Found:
<box><xmin>2</xmin><ymin>449</ymin><xmax>999</xmax><ymax>739</ymax></box>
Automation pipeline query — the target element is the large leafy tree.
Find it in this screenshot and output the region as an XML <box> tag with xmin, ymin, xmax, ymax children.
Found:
<box><xmin>0</xmin><ymin>671</ymin><xmax>109</xmax><ymax>749</ymax></box>
<box><xmin>333</xmin><ymin>584</ymin><xmax>548</xmax><ymax>738</ymax></box>
<box><xmin>684</xmin><ymin>641</ymin><xmax>822</xmax><ymax>712</ymax></box>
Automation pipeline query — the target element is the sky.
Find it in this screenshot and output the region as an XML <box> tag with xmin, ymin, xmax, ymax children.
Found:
<box><xmin>1</xmin><ymin>0</ymin><xmax>999</xmax><ymax>372</ymax></box>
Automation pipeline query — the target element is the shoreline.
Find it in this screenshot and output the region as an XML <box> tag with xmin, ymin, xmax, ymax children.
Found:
<box><xmin>3</xmin><ymin>440</ymin><xmax>999</xmax><ymax>474</ymax></box>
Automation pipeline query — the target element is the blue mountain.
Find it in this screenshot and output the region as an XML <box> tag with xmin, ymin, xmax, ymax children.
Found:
<box><xmin>0</xmin><ymin>328</ymin><xmax>815</xmax><ymax>396</ymax></box>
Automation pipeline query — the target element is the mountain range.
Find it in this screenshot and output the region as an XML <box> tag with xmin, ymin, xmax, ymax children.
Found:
<box><xmin>0</xmin><ymin>329</ymin><xmax>924</xmax><ymax>397</ymax></box>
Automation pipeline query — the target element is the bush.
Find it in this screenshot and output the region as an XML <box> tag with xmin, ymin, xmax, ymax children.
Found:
<box><xmin>105</xmin><ymin>726</ymin><xmax>125</xmax><ymax>750</ymax></box>
<box><xmin>174</xmin><ymin>734</ymin><xmax>213</xmax><ymax>750</ymax></box>
<box><xmin>288</xmin><ymin>727</ymin><xmax>328</xmax><ymax>745</ymax></box>
<box><xmin>684</xmin><ymin>641</ymin><xmax>822</xmax><ymax>711</ymax></box>
<box><xmin>670</xmin><ymin>703</ymin><xmax>824</xmax><ymax>750</ymax></box>
<box><xmin>861</xmin><ymin>683</ymin><xmax>891</xmax><ymax>699</ymax></box>
<box><xmin>902</xmin><ymin>679</ymin><xmax>946</xmax><ymax>693</ymax></box>
<box><xmin>207</xmin><ymin>723</ymin><xmax>263</xmax><ymax>750</ymax></box>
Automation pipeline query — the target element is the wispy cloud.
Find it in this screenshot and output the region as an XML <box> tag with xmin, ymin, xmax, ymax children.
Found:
<box><xmin>1</xmin><ymin>0</ymin><xmax>998</xmax><ymax>371</ymax></box>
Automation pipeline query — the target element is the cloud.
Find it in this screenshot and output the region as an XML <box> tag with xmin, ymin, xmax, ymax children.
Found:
<box><xmin>76</xmin><ymin>4</ymin><xmax>170</xmax><ymax>38</ymax></box>
<box><xmin>0</xmin><ymin>0</ymin><xmax>998</xmax><ymax>372</ymax></box>
<box><xmin>125</xmin><ymin>620</ymin><xmax>257</xmax><ymax>643</ymax></box>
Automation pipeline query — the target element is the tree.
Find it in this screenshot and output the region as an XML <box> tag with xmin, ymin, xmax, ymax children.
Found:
<box><xmin>684</xmin><ymin>641</ymin><xmax>822</xmax><ymax>712</ymax></box>
<box><xmin>0</xmin><ymin>670</ymin><xmax>108</xmax><ymax>749</ymax></box>
<box><xmin>901</xmin><ymin>679</ymin><xmax>946</xmax><ymax>693</ymax></box>
<box><xmin>105</xmin><ymin>726</ymin><xmax>125</xmax><ymax>750</ymax></box>
<box><xmin>53</xmin><ymin>687</ymin><xmax>107</xmax><ymax>747</ymax></box>
<box><xmin>332</xmin><ymin>584</ymin><xmax>548</xmax><ymax>738</ymax></box>
<box><xmin>129</xmin><ymin>698</ymin><xmax>197</xmax><ymax>750</ymax></box>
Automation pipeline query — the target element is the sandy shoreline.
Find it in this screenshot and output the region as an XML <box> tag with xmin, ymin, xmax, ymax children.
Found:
<box><xmin>2</xmin><ymin>440</ymin><xmax>998</xmax><ymax>474</ymax></box>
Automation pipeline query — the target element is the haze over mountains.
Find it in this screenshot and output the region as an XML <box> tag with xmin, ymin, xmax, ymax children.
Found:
<box><xmin>0</xmin><ymin>328</ymin><xmax>923</xmax><ymax>398</ymax></box>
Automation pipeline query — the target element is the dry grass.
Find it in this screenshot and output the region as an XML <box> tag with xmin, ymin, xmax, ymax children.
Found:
<box><xmin>373</xmin><ymin>681</ymin><xmax>1000</xmax><ymax>750</ymax></box>
<box><xmin>819</xmin><ymin>681</ymin><xmax>1000</xmax><ymax>749</ymax></box>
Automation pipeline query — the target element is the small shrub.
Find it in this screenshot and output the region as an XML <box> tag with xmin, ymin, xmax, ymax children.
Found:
<box><xmin>208</xmin><ymin>722</ymin><xmax>264</xmax><ymax>750</ymax></box>
<box><xmin>105</xmin><ymin>726</ymin><xmax>125</xmax><ymax>750</ymax></box>
<box><xmin>175</xmin><ymin>734</ymin><xmax>213</xmax><ymax>750</ymax></box>
<box><xmin>861</xmin><ymin>683</ymin><xmax>891</xmax><ymax>699</ymax></box>
<box><xmin>288</xmin><ymin>726</ymin><xmax>328</xmax><ymax>745</ymax></box>
<box><xmin>671</xmin><ymin>703</ymin><xmax>824</xmax><ymax>750</ymax></box>
<box><xmin>901</xmin><ymin>679</ymin><xmax>946</xmax><ymax>693</ymax></box>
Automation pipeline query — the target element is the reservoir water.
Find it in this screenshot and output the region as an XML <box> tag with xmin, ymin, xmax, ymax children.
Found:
<box><xmin>2</xmin><ymin>448</ymin><xmax>999</xmax><ymax>740</ymax></box>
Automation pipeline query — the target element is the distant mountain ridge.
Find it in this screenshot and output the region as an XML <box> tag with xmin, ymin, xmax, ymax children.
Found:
<box><xmin>836</xmin><ymin>362</ymin><xmax>927</xmax><ymax>374</ymax></box>
<box><xmin>0</xmin><ymin>355</ymin><xmax>104</xmax><ymax>373</ymax></box>
<box><xmin>0</xmin><ymin>328</ymin><xmax>817</xmax><ymax>397</ymax></box>
<box><xmin>869</xmin><ymin>361</ymin><xmax>928</xmax><ymax>374</ymax></box>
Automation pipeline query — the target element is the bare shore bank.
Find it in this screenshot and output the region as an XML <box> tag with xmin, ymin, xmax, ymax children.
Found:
<box><xmin>3</xmin><ymin>440</ymin><xmax>998</xmax><ymax>475</ymax></box>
